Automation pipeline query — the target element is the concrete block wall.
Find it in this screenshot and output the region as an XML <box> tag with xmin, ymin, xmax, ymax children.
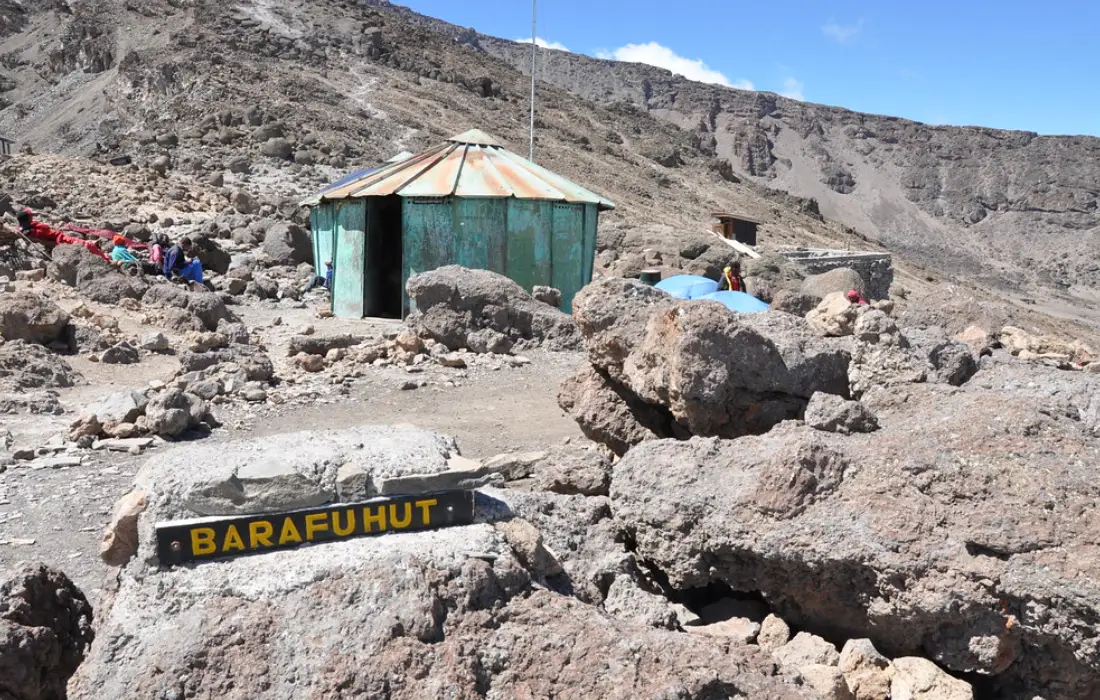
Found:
<box><xmin>782</xmin><ymin>250</ymin><xmax>894</xmax><ymax>300</ymax></box>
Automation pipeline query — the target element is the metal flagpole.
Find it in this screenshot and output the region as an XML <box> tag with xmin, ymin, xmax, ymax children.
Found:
<box><xmin>529</xmin><ymin>0</ymin><xmax>537</xmax><ymax>161</ymax></box>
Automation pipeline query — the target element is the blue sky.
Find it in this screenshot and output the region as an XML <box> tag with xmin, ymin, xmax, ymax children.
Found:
<box><xmin>397</xmin><ymin>1</ymin><xmax>1100</xmax><ymax>137</ymax></box>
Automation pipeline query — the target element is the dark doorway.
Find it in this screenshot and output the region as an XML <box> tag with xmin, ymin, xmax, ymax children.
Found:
<box><xmin>368</xmin><ymin>196</ymin><xmax>404</xmax><ymax>319</ymax></box>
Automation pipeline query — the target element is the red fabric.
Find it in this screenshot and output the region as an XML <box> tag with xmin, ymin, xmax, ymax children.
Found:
<box><xmin>65</xmin><ymin>224</ymin><xmax>147</xmax><ymax>250</ymax></box>
<box><xmin>724</xmin><ymin>268</ymin><xmax>742</xmax><ymax>292</ymax></box>
<box><xmin>23</xmin><ymin>216</ymin><xmax>111</xmax><ymax>262</ymax></box>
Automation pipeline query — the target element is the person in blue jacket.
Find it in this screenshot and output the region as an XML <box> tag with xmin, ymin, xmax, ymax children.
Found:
<box><xmin>163</xmin><ymin>237</ymin><xmax>193</xmax><ymax>279</ymax></box>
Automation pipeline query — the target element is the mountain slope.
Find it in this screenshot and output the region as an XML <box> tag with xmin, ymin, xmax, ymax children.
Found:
<box><xmin>373</xmin><ymin>1</ymin><xmax>1100</xmax><ymax>321</ymax></box>
<box><xmin>0</xmin><ymin>0</ymin><xmax>1095</xmax><ymax>336</ymax></box>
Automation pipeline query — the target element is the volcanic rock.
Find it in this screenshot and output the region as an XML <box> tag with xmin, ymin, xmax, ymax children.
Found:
<box><xmin>0</xmin><ymin>564</ymin><xmax>94</xmax><ymax>700</ymax></box>
<box><xmin>406</xmin><ymin>266</ymin><xmax>581</xmax><ymax>353</ymax></box>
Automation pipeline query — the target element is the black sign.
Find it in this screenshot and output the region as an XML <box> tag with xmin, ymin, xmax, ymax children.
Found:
<box><xmin>155</xmin><ymin>490</ymin><xmax>475</xmax><ymax>565</ymax></box>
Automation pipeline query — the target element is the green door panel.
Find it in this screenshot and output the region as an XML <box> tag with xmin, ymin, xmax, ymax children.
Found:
<box><xmin>551</xmin><ymin>203</ymin><xmax>584</xmax><ymax>312</ymax></box>
<box><xmin>333</xmin><ymin>201</ymin><xmax>367</xmax><ymax>319</ymax></box>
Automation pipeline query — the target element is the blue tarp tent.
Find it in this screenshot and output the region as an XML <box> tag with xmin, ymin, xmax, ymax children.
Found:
<box><xmin>698</xmin><ymin>290</ymin><xmax>769</xmax><ymax>313</ymax></box>
<box><xmin>655</xmin><ymin>275</ymin><xmax>718</xmax><ymax>300</ymax></box>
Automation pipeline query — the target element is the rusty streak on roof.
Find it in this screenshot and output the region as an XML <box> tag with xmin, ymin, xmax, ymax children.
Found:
<box><xmin>302</xmin><ymin>129</ymin><xmax>615</xmax><ymax>210</ymax></box>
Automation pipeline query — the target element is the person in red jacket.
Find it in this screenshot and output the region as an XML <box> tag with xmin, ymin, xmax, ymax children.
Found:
<box><xmin>846</xmin><ymin>289</ymin><xmax>869</xmax><ymax>306</ymax></box>
<box><xmin>17</xmin><ymin>209</ymin><xmax>110</xmax><ymax>262</ymax></box>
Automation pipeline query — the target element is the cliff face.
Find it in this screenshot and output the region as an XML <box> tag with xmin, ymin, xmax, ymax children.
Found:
<box><xmin>470</xmin><ymin>36</ymin><xmax>1100</xmax><ymax>300</ymax></box>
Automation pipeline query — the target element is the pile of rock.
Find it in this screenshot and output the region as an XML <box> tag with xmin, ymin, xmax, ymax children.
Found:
<box><xmin>803</xmin><ymin>292</ymin><xmax>979</xmax><ymax>396</ymax></box>
<box><xmin>0</xmin><ymin>291</ymin><xmax>81</xmax><ymax>410</ymax></box>
<box><xmin>405</xmin><ymin>266</ymin><xmax>581</xmax><ymax>354</ymax></box>
<box><xmin>140</xmin><ymin>283</ymin><xmax>238</xmax><ymax>333</ymax></box>
<box><xmin>607</xmin><ymin>354</ymin><xmax>1100</xmax><ymax>698</ymax></box>
<box><xmin>762</xmin><ymin>627</ymin><xmax>973</xmax><ymax>700</ymax></box>
<box><xmin>997</xmin><ymin>324</ymin><xmax>1096</xmax><ymax>370</ymax></box>
<box><xmin>286</xmin><ymin>328</ymin><xmax>535</xmax><ymax>381</ymax></box>
<box><xmin>69</xmin><ymin>385</ymin><xmax>217</xmax><ymax>445</ymax></box>
<box><xmin>173</xmin><ymin>324</ymin><xmax>276</xmax><ymax>404</ymax></box>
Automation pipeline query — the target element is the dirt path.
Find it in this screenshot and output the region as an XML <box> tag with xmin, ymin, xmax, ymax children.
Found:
<box><xmin>0</xmin><ymin>291</ymin><xmax>586</xmax><ymax>601</ymax></box>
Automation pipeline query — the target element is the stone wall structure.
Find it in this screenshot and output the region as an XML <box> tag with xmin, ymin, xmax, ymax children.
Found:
<box><xmin>782</xmin><ymin>249</ymin><xmax>894</xmax><ymax>300</ymax></box>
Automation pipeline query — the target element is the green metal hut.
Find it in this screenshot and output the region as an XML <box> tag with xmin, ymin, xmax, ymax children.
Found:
<box><xmin>300</xmin><ymin>129</ymin><xmax>615</xmax><ymax>319</ymax></box>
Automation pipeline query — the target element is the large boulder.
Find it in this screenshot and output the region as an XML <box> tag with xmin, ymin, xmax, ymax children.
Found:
<box><xmin>142</xmin><ymin>285</ymin><xmax>236</xmax><ymax>331</ymax></box>
<box><xmin>801</xmin><ymin>267</ymin><xmax>867</xmax><ymax>300</ymax></box>
<box><xmin>557</xmin><ymin>365</ymin><xmax>677</xmax><ymax>456</ymax></box>
<box><xmin>743</xmin><ymin>252</ymin><xmax>806</xmax><ymax>303</ymax></box>
<box><xmin>563</xmin><ymin>277</ymin><xmax>851</xmax><ymax>452</ymax></box>
<box><xmin>260</xmin><ymin>222</ymin><xmax>311</xmax><ymax>267</ymax></box>
<box><xmin>73</xmin><ymin>429</ymin><xmax>806</xmax><ymax>700</ymax></box>
<box><xmin>81</xmin><ymin>390</ymin><xmax>148</xmax><ymax>431</ymax></box>
<box><xmin>0</xmin><ymin>341</ymin><xmax>80</xmax><ymax>390</ymax></box>
<box><xmin>611</xmin><ymin>376</ymin><xmax>1100</xmax><ymax>699</ymax></box>
<box><xmin>71</xmin><ymin>542</ymin><xmax>803</xmax><ymax>700</ymax></box>
<box><xmin>807</xmin><ymin>292</ymin><xmax>862</xmax><ymax>337</ymax></box>
<box><xmin>0</xmin><ymin>563</ymin><xmax>95</xmax><ymax>700</ymax></box>
<box><xmin>0</xmin><ymin>292</ymin><xmax>70</xmax><ymax>345</ymax></box>
<box><xmin>406</xmin><ymin>266</ymin><xmax>581</xmax><ymax>353</ymax></box>
<box><xmin>47</xmin><ymin>244</ymin><xmax>100</xmax><ymax>286</ymax></box>
<box><xmin>142</xmin><ymin>390</ymin><xmax>210</xmax><ymax>438</ymax></box>
<box><xmin>48</xmin><ymin>244</ymin><xmax>144</xmax><ymax>301</ymax></box>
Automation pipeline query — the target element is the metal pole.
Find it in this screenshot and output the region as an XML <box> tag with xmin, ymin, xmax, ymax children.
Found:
<box><xmin>529</xmin><ymin>0</ymin><xmax>537</xmax><ymax>161</ymax></box>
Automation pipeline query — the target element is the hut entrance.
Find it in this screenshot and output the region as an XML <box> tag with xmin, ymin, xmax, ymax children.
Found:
<box><xmin>367</xmin><ymin>196</ymin><xmax>403</xmax><ymax>319</ymax></box>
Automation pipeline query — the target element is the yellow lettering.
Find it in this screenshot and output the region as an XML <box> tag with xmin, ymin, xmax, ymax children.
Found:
<box><xmin>279</xmin><ymin>518</ymin><xmax>303</xmax><ymax>545</ymax></box>
<box><xmin>190</xmin><ymin>527</ymin><xmax>217</xmax><ymax>556</ymax></box>
<box><xmin>332</xmin><ymin>509</ymin><xmax>356</xmax><ymax>536</ymax></box>
<box><xmin>389</xmin><ymin>502</ymin><xmax>412</xmax><ymax>529</ymax></box>
<box><xmin>305</xmin><ymin>513</ymin><xmax>329</xmax><ymax>540</ymax></box>
<box><xmin>249</xmin><ymin>521</ymin><xmax>274</xmax><ymax>548</ymax></box>
<box><xmin>222</xmin><ymin>525</ymin><xmax>245</xmax><ymax>552</ymax></box>
<box><xmin>362</xmin><ymin>505</ymin><xmax>387</xmax><ymax>532</ymax></box>
<box><xmin>415</xmin><ymin>499</ymin><xmax>438</xmax><ymax>526</ymax></box>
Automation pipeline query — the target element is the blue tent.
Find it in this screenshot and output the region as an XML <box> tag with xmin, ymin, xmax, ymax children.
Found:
<box><xmin>655</xmin><ymin>275</ymin><xmax>719</xmax><ymax>300</ymax></box>
<box><xmin>698</xmin><ymin>290</ymin><xmax>770</xmax><ymax>313</ymax></box>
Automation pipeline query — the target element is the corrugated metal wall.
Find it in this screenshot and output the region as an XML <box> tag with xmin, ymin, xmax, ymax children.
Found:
<box><xmin>402</xmin><ymin>196</ymin><xmax>597</xmax><ymax>315</ymax></box>
<box><xmin>324</xmin><ymin>195</ymin><xmax>599</xmax><ymax>319</ymax></box>
<box><xmin>309</xmin><ymin>204</ymin><xmax>337</xmax><ymax>274</ymax></box>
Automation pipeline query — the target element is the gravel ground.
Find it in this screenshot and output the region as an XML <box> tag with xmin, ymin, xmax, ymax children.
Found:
<box><xmin>0</xmin><ymin>296</ymin><xmax>586</xmax><ymax>603</ymax></box>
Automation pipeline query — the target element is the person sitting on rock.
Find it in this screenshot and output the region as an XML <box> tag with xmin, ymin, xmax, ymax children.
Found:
<box><xmin>147</xmin><ymin>234</ymin><xmax>168</xmax><ymax>276</ymax></box>
<box><xmin>304</xmin><ymin>260</ymin><xmax>334</xmax><ymax>293</ymax></box>
<box><xmin>110</xmin><ymin>235</ymin><xmax>141</xmax><ymax>274</ymax></box>
<box><xmin>846</xmin><ymin>289</ymin><xmax>869</xmax><ymax>306</ymax></box>
<box><xmin>163</xmin><ymin>237</ymin><xmax>192</xmax><ymax>279</ymax></box>
<box><xmin>178</xmin><ymin>256</ymin><xmax>205</xmax><ymax>290</ymax></box>
<box><xmin>718</xmin><ymin>260</ymin><xmax>746</xmax><ymax>292</ymax></box>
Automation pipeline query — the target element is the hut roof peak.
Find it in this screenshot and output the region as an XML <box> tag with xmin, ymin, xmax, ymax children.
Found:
<box><xmin>447</xmin><ymin>129</ymin><xmax>503</xmax><ymax>147</ymax></box>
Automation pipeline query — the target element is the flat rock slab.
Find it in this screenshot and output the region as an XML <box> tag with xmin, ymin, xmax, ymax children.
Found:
<box><xmin>135</xmin><ymin>425</ymin><xmax>485</xmax><ymax>521</ymax></box>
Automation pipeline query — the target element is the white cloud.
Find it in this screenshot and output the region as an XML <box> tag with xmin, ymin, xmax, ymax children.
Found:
<box><xmin>515</xmin><ymin>37</ymin><xmax>570</xmax><ymax>52</ymax></box>
<box><xmin>780</xmin><ymin>77</ymin><xmax>805</xmax><ymax>101</ymax></box>
<box><xmin>595</xmin><ymin>41</ymin><xmax>753</xmax><ymax>89</ymax></box>
<box><xmin>822</xmin><ymin>19</ymin><xmax>864</xmax><ymax>44</ymax></box>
